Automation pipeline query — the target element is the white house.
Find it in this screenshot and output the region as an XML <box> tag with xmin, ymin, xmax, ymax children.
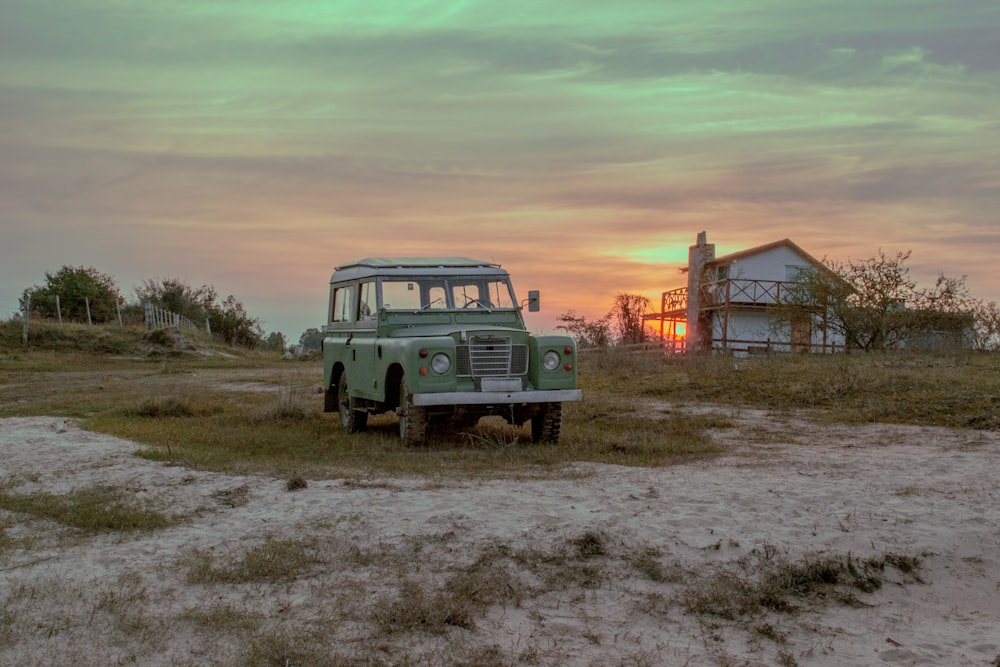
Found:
<box><xmin>646</xmin><ymin>232</ymin><xmax>849</xmax><ymax>354</ymax></box>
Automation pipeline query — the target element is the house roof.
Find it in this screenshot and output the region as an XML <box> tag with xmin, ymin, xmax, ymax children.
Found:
<box><xmin>709</xmin><ymin>238</ymin><xmax>826</xmax><ymax>270</ymax></box>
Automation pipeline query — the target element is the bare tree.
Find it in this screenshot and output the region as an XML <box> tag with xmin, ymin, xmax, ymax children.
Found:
<box><xmin>610</xmin><ymin>293</ymin><xmax>650</xmax><ymax>345</ymax></box>
<box><xmin>779</xmin><ymin>249</ymin><xmax>986</xmax><ymax>351</ymax></box>
<box><xmin>556</xmin><ymin>311</ymin><xmax>612</xmax><ymax>349</ymax></box>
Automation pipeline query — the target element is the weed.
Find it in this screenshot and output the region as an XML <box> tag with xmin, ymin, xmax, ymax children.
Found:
<box><xmin>681</xmin><ymin>549</ymin><xmax>924</xmax><ymax>620</ymax></box>
<box><xmin>572</xmin><ymin>530</ymin><xmax>607</xmax><ymax>558</ymax></box>
<box><xmin>754</xmin><ymin>622</ymin><xmax>788</xmax><ymax>644</ymax></box>
<box><xmin>182</xmin><ymin>535</ymin><xmax>324</xmax><ymax>584</ymax></box>
<box><xmin>0</xmin><ymin>524</ymin><xmax>12</xmax><ymax>557</ymax></box>
<box><xmin>0</xmin><ymin>485</ymin><xmax>175</xmax><ymax>533</ymax></box>
<box><xmin>182</xmin><ymin>602</ymin><xmax>262</xmax><ymax>634</ymax></box>
<box><xmin>128</xmin><ymin>397</ymin><xmax>197</xmax><ymax>418</ymax></box>
<box><xmin>372</xmin><ymin>579</ymin><xmax>478</xmax><ymax>633</ymax></box>
<box><xmin>240</xmin><ymin>627</ymin><xmax>348</xmax><ymax>667</ymax></box>
<box><xmin>286</xmin><ymin>475</ymin><xmax>308</xmax><ymax>491</ymax></box>
<box><xmin>212</xmin><ymin>484</ymin><xmax>251</xmax><ymax>507</ymax></box>
<box><xmin>627</xmin><ymin>546</ymin><xmax>683</xmax><ymax>584</ymax></box>
<box><xmin>777</xmin><ymin>649</ymin><xmax>799</xmax><ymax>667</ymax></box>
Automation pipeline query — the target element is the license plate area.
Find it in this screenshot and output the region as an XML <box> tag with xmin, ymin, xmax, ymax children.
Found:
<box><xmin>479</xmin><ymin>378</ymin><xmax>523</xmax><ymax>392</ymax></box>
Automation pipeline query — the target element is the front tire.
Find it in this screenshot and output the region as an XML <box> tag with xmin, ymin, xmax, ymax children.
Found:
<box><xmin>398</xmin><ymin>376</ymin><xmax>427</xmax><ymax>446</ymax></box>
<box><xmin>338</xmin><ymin>372</ymin><xmax>368</xmax><ymax>433</ymax></box>
<box><xmin>531</xmin><ymin>402</ymin><xmax>562</xmax><ymax>444</ymax></box>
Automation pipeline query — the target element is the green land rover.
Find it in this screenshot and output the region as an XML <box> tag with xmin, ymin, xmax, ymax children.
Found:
<box><xmin>322</xmin><ymin>257</ymin><xmax>582</xmax><ymax>446</ymax></box>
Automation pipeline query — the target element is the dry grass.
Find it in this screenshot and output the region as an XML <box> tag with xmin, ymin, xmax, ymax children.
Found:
<box><xmin>680</xmin><ymin>545</ymin><xmax>926</xmax><ymax>620</ymax></box>
<box><xmin>582</xmin><ymin>347</ymin><xmax>1000</xmax><ymax>429</ymax></box>
<box><xmin>0</xmin><ymin>485</ymin><xmax>176</xmax><ymax>534</ymax></box>
<box><xmin>0</xmin><ymin>506</ymin><xmax>934</xmax><ymax>667</ymax></box>
<box><xmin>181</xmin><ymin>535</ymin><xmax>325</xmax><ymax>585</ymax></box>
<box><xmin>4</xmin><ymin>321</ymin><xmax>997</xmax><ymax>481</ymax></box>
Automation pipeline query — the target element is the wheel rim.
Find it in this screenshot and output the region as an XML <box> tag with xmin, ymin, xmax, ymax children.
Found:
<box><xmin>338</xmin><ymin>376</ymin><xmax>350</xmax><ymax>426</ymax></box>
<box><xmin>398</xmin><ymin>381</ymin><xmax>409</xmax><ymax>437</ymax></box>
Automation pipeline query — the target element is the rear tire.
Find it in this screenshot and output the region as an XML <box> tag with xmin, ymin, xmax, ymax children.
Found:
<box><xmin>338</xmin><ymin>372</ymin><xmax>368</xmax><ymax>433</ymax></box>
<box><xmin>531</xmin><ymin>402</ymin><xmax>562</xmax><ymax>443</ymax></box>
<box><xmin>398</xmin><ymin>376</ymin><xmax>427</xmax><ymax>446</ymax></box>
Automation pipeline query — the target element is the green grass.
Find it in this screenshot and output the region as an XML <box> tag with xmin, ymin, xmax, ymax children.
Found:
<box><xmin>0</xmin><ymin>485</ymin><xmax>176</xmax><ymax>533</ymax></box>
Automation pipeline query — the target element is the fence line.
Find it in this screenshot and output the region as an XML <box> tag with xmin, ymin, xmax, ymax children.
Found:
<box><xmin>143</xmin><ymin>302</ymin><xmax>207</xmax><ymax>335</ymax></box>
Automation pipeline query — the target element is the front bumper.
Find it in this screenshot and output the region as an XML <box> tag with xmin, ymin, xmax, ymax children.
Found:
<box><xmin>412</xmin><ymin>389</ymin><xmax>582</xmax><ymax>407</ymax></box>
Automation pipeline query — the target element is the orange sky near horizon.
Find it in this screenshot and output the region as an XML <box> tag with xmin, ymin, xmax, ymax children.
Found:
<box><xmin>2</xmin><ymin>1</ymin><xmax>998</xmax><ymax>340</ymax></box>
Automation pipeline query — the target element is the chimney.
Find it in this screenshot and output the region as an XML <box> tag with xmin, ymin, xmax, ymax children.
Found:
<box><xmin>686</xmin><ymin>231</ymin><xmax>715</xmax><ymax>352</ymax></box>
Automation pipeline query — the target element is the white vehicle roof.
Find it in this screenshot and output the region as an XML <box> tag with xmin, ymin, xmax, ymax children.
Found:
<box><xmin>330</xmin><ymin>257</ymin><xmax>507</xmax><ymax>283</ymax></box>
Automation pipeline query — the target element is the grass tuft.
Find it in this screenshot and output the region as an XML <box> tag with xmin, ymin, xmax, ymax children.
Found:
<box><xmin>127</xmin><ymin>397</ymin><xmax>197</xmax><ymax>418</ymax></box>
<box><xmin>181</xmin><ymin>535</ymin><xmax>323</xmax><ymax>584</ymax></box>
<box><xmin>681</xmin><ymin>548</ymin><xmax>924</xmax><ymax>620</ymax></box>
<box><xmin>0</xmin><ymin>485</ymin><xmax>175</xmax><ymax>533</ymax></box>
<box><xmin>372</xmin><ymin>579</ymin><xmax>479</xmax><ymax>633</ymax></box>
<box><xmin>286</xmin><ymin>475</ymin><xmax>308</xmax><ymax>491</ymax></box>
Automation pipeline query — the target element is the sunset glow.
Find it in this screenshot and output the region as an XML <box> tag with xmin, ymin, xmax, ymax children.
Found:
<box><xmin>2</xmin><ymin>1</ymin><xmax>998</xmax><ymax>339</ymax></box>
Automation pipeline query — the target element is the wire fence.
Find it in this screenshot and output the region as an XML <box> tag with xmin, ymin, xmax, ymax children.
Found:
<box><xmin>4</xmin><ymin>289</ymin><xmax>210</xmax><ymax>346</ymax></box>
<box><xmin>144</xmin><ymin>302</ymin><xmax>208</xmax><ymax>335</ymax></box>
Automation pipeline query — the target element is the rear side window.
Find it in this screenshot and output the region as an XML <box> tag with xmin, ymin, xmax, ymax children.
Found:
<box><xmin>359</xmin><ymin>281</ymin><xmax>376</xmax><ymax>320</ymax></box>
<box><xmin>331</xmin><ymin>286</ymin><xmax>354</xmax><ymax>322</ymax></box>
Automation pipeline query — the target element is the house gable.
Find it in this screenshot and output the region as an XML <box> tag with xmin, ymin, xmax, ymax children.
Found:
<box><xmin>709</xmin><ymin>239</ymin><xmax>827</xmax><ymax>283</ymax></box>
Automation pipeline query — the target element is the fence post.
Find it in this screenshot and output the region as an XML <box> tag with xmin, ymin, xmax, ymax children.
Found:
<box><xmin>116</xmin><ymin>300</ymin><xmax>123</xmax><ymax>330</ymax></box>
<box><xmin>85</xmin><ymin>297</ymin><xmax>93</xmax><ymax>326</ymax></box>
<box><xmin>56</xmin><ymin>295</ymin><xmax>63</xmax><ymax>329</ymax></box>
<box><xmin>22</xmin><ymin>293</ymin><xmax>30</xmax><ymax>346</ymax></box>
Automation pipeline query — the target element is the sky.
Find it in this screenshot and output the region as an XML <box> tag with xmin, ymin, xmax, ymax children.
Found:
<box><xmin>1</xmin><ymin>0</ymin><xmax>998</xmax><ymax>340</ymax></box>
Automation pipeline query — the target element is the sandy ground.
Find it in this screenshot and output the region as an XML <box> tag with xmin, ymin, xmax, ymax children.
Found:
<box><xmin>1</xmin><ymin>413</ymin><xmax>999</xmax><ymax>666</ymax></box>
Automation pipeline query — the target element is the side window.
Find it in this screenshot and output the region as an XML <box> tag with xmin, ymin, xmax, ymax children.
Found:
<box><xmin>332</xmin><ymin>286</ymin><xmax>355</xmax><ymax>323</ymax></box>
<box><xmin>359</xmin><ymin>281</ymin><xmax>376</xmax><ymax>320</ymax></box>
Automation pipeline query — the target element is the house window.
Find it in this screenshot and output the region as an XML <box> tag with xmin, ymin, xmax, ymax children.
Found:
<box><xmin>785</xmin><ymin>265</ymin><xmax>813</xmax><ymax>282</ymax></box>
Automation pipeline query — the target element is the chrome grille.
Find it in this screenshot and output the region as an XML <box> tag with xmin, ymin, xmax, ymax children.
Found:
<box><xmin>456</xmin><ymin>335</ymin><xmax>529</xmax><ymax>377</ymax></box>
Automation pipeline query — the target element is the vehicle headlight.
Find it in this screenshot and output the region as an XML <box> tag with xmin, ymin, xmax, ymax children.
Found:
<box><xmin>543</xmin><ymin>350</ymin><xmax>560</xmax><ymax>371</ymax></box>
<box><xmin>431</xmin><ymin>353</ymin><xmax>451</xmax><ymax>374</ymax></box>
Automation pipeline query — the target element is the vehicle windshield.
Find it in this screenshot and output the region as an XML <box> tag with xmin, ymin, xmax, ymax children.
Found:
<box><xmin>380</xmin><ymin>277</ymin><xmax>516</xmax><ymax>311</ymax></box>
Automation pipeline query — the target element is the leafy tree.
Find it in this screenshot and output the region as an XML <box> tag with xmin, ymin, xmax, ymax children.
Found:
<box><xmin>134</xmin><ymin>277</ymin><xmax>263</xmax><ymax>348</ymax></box>
<box><xmin>610</xmin><ymin>293</ymin><xmax>650</xmax><ymax>345</ymax></box>
<box><xmin>209</xmin><ymin>295</ymin><xmax>264</xmax><ymax>348</ymax></box>
<box><xmin>134</xmin><ymin>278</ymin><xmax>216</xmax><ymax>324</ymax></box>
<box><xmin>298</xmin><ymin>328</ymin><xmax>324</xmax><ymax>351</ymax></box>
<box><xmin>778</xmin><ymin>249</ymin><xmax>986</xmax><ymax>350</ymax></box>
<box><xmin>261</xmin><ymin>331</ymin><xmax>286</xmax><ymax>352</ymax></box>
<box><xmin>556</xmin><ymin>311</ymin><xmax>612</xmax><ymax>349</ymax></box>
<box><xmin>24</xmin><ymin>266</ymin><xmax>122</xmax><ymax>323</ymax></box>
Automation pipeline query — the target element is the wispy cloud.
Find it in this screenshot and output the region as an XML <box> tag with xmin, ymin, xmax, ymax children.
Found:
<box><xmin>1</xmin><ymin>0</ymin><xmax>998</xmax><ymax>333</ymax></box>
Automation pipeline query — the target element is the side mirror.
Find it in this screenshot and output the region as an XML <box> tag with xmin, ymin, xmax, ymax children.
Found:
<box><xmin>527</xmin><ymin>290</ymin><xmax>540</xmax><ymax>312</ymax></box>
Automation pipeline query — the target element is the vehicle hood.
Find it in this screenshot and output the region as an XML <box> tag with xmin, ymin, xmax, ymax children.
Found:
<box><xmin>385</xmin><ymin>324</ymin><xmax>528</xmax><ymax>339</ymax></box>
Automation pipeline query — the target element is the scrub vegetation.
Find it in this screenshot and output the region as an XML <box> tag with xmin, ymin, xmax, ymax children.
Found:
<box><xmin>2</xmin><ymin>318</ymin><xmax>998</xmax><ymax>481</ymax></box>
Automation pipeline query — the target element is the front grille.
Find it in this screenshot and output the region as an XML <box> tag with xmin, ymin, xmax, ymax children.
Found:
<box><xmin>456</xmin><ymin>335</ymin><xmax>529</xmax><ymax>377</ymax></box>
